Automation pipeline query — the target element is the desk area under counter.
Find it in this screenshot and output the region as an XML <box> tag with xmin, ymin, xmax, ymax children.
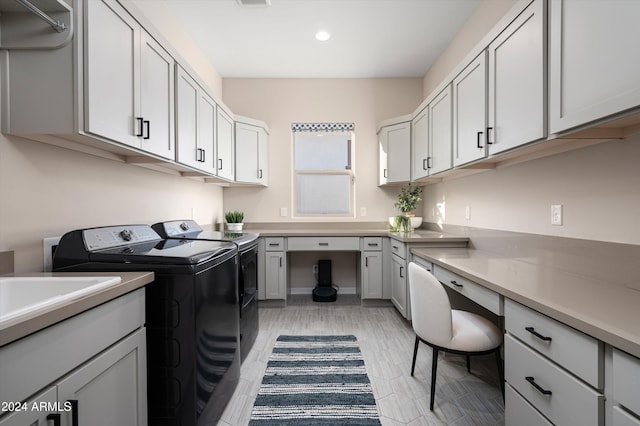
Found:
<box><xmin>252</xmin><ymin>227</ymin><xmax>468</xmax><ymax>311</ymax></box>
<box><xmin>410</xmin><ymin>246</ymin><xmax>640</xmax><ymax>425</ymax></box>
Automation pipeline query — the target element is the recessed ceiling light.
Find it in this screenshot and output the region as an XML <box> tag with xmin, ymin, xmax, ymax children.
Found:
<box><xmin>315</xmin><ymin>31</ymin><xmax>331</xmax><ymax>41</ymax></box>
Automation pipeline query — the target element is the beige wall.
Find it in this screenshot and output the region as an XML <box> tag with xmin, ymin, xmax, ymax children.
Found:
<box><xmin>421</xmin><ymin>136</ymin><xmax>640</xmax><ymax>244</ymax></box>
<box><xmin>423</xmin><ymin>0</ymin><xmax>517</xmax><ymax>98</ymax></box>
<box><xmin>0</xmin><ymin>134</ymin><xmax>224</xmax><ymax>273</ymax></box>
<box><xmin>222</xmin><ymin>78</ymin><xmax>423</xmax><ymax>223</ymax></box>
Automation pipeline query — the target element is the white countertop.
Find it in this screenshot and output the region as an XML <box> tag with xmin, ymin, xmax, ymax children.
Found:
<box><xmin>411</xmin><ymin>247</ymin><xmax>640</xmax><ymax>358</ymax></box>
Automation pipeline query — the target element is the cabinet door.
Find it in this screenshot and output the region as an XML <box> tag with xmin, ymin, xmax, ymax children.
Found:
<box><xmin>217</xmin><ymin>107</ymin><xmax>235</xmax><ymax>181</ymax></box>
<box><xmin>0</xmin><ymin>387</ymin><xmax>57</xmax><ymax>426</ymax></box>
<box><xmin>387</xmin><ymin>122</ymin><xmax>411</xmax><ymax>183</ymax></box>
<box><xmin>84</xmin><ymin>0</ymin><xmax>140</xmax><ymax>148</ymax></box>
<box><xmin>257</xmin><ymin>127</ymin><xmax>268</xmax><ymax>185</ymax></box>
<box><xmin>549</xmin><ymin>0</ymin><xmax>640</xmax><ymax>134</ymax></box>
<box><xmin>175</xmin><ymin>66</ymin><xmax>199</xmax><ymax>169</ymax></box>
<box><xmin>265</xmin><ymin>252</ymin><xmax>286</xmax><ymax>300</ymax></box>
<box><xmin>198</xmin><ymin>92</ymin><xmax>217</xmax><ymax>174</ymax></box>
<box><xmin>488</xmin><ymin>0</ymin><xmax>545</xmax><ymax>155</ymax></box>
<box><xmin>453</xmin><ymin>52</ymin><xmax>487</xmax><ymax>167</ymax></box>
<box><xmin>362</xmin><ymin>252</ymin><xmax>383</xmax><ymax>299</ymax></box>
<box><xmin>235</xmin><ymin>122</ymin><xmax>260</xmax><ymax>183</ymax></box>
<box><xmin>57</xmin><ymin>329</ymin><xmax>147</xmax><ymax>426</ymax></box>
<box><xmin>140</xmin><ymin>31</ymin><xmax>175</xmax><ymax>160</ymax></box>
<box><xmin>411</xmin><ymin>108</ymin><xmax>429</xmax><ymax>181</ymax></box>
<box><xmin>429</xmin><ymin>84</ymin><xmax>453</xmax><ymax>175</ymax></box>
<box><xmin>390</xmin><ymin>254</ymin><xmax>407</xmax><ymax>318</ymax></box>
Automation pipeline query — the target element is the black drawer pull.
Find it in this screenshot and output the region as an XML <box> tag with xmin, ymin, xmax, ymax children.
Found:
<box><xmin>526</xmin><ymin>376</ymin><xmax>552</xmax><ymax>395</ymax></box>
<box><xmin>318</xmin><ymin>242</ymin><xmax>329</xmax><ymax>246</ymax></box>
<box><xmin>525</xmin><ymin>326</ymin><xmax>552</xmax><ymax>342</ymax></box>
<box><xmin>268</xmin><ymin>243</ymin><xmax>280</xmax><ymax>246</ymax></box>
<box><xmin>450</xmin><ymin>280</ymin><xmax>463</xmax><ymax>288</ymax></box>
<box><xmin>367</xmin><ymin>243</ymin><xmax>378</xmax><ymax>247</ymax></box>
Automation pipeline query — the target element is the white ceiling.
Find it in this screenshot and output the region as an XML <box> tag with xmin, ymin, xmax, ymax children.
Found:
<box><xmin>132</xmin><ymin>0</ymin><xmax>481</xmax><ymax>78</ymax></box>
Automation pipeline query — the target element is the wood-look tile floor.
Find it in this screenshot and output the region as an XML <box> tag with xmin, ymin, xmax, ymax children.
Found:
<box><xmin>219</xmin><ymin>296</ymin><xmax>505</xmax><ymax>425</ymax></box>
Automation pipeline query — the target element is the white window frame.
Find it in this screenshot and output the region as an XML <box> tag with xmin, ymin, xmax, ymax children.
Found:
<box><xmin>292</xmin><ymin>126</ymin><xmax>355</xmax><ymax>218</ymax></box>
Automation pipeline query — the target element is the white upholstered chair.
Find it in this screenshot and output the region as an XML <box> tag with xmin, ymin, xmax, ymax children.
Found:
<box><xmin>408</xmin><ymin>262</ymin><xmax>504</xmax><ymax>410</ymax></box>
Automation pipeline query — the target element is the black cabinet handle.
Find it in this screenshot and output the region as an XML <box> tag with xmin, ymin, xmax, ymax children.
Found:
<box><xmin>525</xmin><ymin>326</ymin><xmax>552</xmax><ymax>342</ymax></box>
<box><xmin>400</xmin><ymin>266</ymin><xmax>404</xmax><ymax>278</ymax></box>
<box><xmin>143</xmin><ymin>120</ymin><xmax>150</xmax><ymax>139</ymax></box>
<box><xmin>422</xmin><ymin>158</ymin><xmax>428</xmax><ymax>170</ymax></box>
<box><xmin>218</xmin><ymin>158</ymin><xmax>223</xmax><ymax>169</ymax></box>
<box><xmin>367</xmin><ymin>243</ymin><xmax>378</xmax><ymax>247</ymax></box>
<box><xmin>202</xmin><ymin>149</ymin><xmax>205</xmax><ymax>162</ymax></box>
<box><xmin>525</xmin><ymin>376</ymin><xmax>552</xmax><ymax>395</ymax></box>
<box><xmin>487</xmin><ymin>127</ymin><xmax>493</xmax><ymax>144</ymax></box>
<box><xmin>451</xmin><ymin>280</ymin><xmax>463</xmax><ymax>288</ymax></box>
<box><xmin>47</xmin><ymin>413</ymin><xmax>61</xmax><ymax>426</ymax></box>
<box><xmin>383</xmin><ymin>169</ymin><xmax>388</xmax><ymax>178</ymax></box>
<box><xmin>136</xmin><ymin>117</ymin><xmax>144</xmax><ymax>137</ymax></box>
<box><xmin>477</xmin><ymin>131</ymin><xmax>484</xmax><ymax>149</ymax></box>
<box><xmin>69</xmin><ymin>400</ymin><xmax>79</xmax><ymax>426</ymax></box>
<box><xmin>269</xmin><ymin>243</ymin><xmax>279</xmax><ymax>246</ymax></box>
<box><xmin>365</xmin><ymin>257</ymin><xmax>368</xmax><ymax>267</ymax></box>
<box><xmin>427</xmin><ymin>156</ymin><xmax>432</xmax><ymax>169</ymax></box>
<box><xmin>258</xmin><ymin>169</ymin><xmax>263</xmax><ymax>179</ymax></box>
<box><xmin>279</xmin><ymin>257</ymin><xmax>282</xmax><ymax>267</ymax></box>
<box><xmin>318</xmin><ymin>242</ymin><xmax>329</xmax><ymax>246</ymax></box>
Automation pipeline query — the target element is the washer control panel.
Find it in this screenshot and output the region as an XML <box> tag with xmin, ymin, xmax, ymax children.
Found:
<box><xmin>83</xmin><ymin>225</ymin><xmax>160</xmax><ymax>251</ymax></box>
<box><xmin>161</xmin><ymin>220</ymin><xmax>203</xmax><ymax>237</ymax></box>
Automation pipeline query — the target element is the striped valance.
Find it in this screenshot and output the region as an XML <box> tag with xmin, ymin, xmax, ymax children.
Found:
<box><xmin>291</xmin><ymin>122</ymin><xmax>354</xmax><ymax>132</ymax></box>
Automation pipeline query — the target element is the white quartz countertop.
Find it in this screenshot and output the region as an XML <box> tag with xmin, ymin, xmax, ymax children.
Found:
<box><xmin>249</xmin><ymin>227</ymin><xmax>470</xmax><ymax>244</ymax></box>
<box><xmin>411</xmin><ymin>247</ymin><xmax>640</xmax><ymax>358</ymax></box>
<box><xmin>0</xmin><ymin>271</ymin><xmax>154</xmax><ymax>347</ymax></box>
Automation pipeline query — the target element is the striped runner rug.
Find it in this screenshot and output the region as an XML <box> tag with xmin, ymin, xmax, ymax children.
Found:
<box><xmin>249</xmin><ymin>335</ymin><xmax>381</xmax><ymax>425</ymax></box>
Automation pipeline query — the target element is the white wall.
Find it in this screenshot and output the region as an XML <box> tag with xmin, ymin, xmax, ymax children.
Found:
<box><xmin>222</xmin><ymin>78</ymin><xmax>423</xmax><ymax>223</ymax></box>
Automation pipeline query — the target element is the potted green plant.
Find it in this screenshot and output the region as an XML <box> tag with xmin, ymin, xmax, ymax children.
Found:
<box><xmin>225</xmin><ymin>210</ymin><xmax>244</xmax><ymax>232</ymax></box>
<box><xmin>390</xmin><ymin>185</ymin><xmax>423</xmax><ymax>232</ymax></box>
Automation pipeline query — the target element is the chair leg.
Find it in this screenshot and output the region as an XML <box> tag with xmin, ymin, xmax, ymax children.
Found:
<box><xmin>411</xmin><ymin>336</ymin><xmax>420</xmax><ymax>376</ymax></box>
<box><xmin>466</xmin><ymin>355</ymin><xmax>471</xmax><ymax>373</ymax></box>
<box><xmin>495</xmin><ymin>349</ymin><xmax>505</xmax><ymax>401</ymax></box>
<box><xmin>430</xmin><ymin>347</ymin><xmax>439</xmax><ymax>411</ymax></box>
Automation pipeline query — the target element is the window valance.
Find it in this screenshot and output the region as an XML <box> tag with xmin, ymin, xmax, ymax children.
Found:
<box><xmin>291</xmin><ymin>122</ymin><xmax>354</xmax><ymax>132</ymax></box>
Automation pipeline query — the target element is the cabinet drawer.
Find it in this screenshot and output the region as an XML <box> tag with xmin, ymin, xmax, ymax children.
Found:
<box><xmin>362</xmin><ymin>237</ymin><xmax>383</xmax><ymax>251</ymax></box>
<box><xmin>264</xmin><ymin>237</ymin><xmax>284</xmax><ymax>251</ymax></box>
<box><xmin>287</xmin><ymin>237</ymin><xmax>359</xmax><ymax>251</ymax></box>
<box><xmin>505</xmin><ymin>334</ymin><xmax>604</xmax><ymax>426</ymax></box>
<box><xmin>433</xmin><ymin>265</ymin><xmax>503</xmax><ymax>315</ymax></box>
<box><xmin>613</xmin><ymin>348</ymin><xmax>640</xmax><ymax>415</ymax></box>
<box><xmin>505</xmin><ymin>383</ymin><xmax>552</xmax><ymax>426</ymax></box>
<box><xmin>505</xmin><ymin>299</ymin><xmax>603</xmax><ymax>389</ymax></box>
<box><xmin>412</xmin><ymin>256</ymin><xmax>433</xmax><ymax>273</ymax></box>
<box><xmin>389</xmin><ymin>240</ymin><xmax>406</xmax><ymax>259</ymax></box>
<box><xmin>613</xmin><ymin>406</ymin><xmax>640</xmax><ymax>426</ymax></box>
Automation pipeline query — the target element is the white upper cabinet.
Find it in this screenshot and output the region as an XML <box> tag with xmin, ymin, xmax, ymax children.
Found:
<box><xmin>85</xmin><ymin>0</ymin><xmax>174</xmax><ymax>159</ymax></box>
<box><xmin>411</xmin><ymin>108</ymin><xmax>429</xmax><ymax>181</ymax></box>
<box><xmin>488</xmin><ymin>0</ymin><xmax>545</xmax><ymax>155</ymax></box>
<box><xmin>235</xmin><ymin>120</ymin><xmax>268</xmax><ymax>185</ymax></box>
<box><xmin>453</xmin><ymin>52</ymin><xmax>487</xmax><ymax>167</ymax></box>
<box><xmin>216</xmin><ymin>107</ymin><xmax>235</xmax><ymax>181</ymax></box>
<box><xmin>549</xmin><ymin>0</ymin><xmax>640</xmax><ymax>134</ymax></box>
<box><xmin>175</xmin><ymin>66</ymin><xmax>216</xmax><ymax>174</ymax></box>
<box><xmin>429</xmin><ymin>84</ymin><xmax>453</xmax><ymax>175</ymax></box>
<box><xmin>379</xmin><ymin>120</ymin><xmax>411</xmax><ymax>185</ymax></box>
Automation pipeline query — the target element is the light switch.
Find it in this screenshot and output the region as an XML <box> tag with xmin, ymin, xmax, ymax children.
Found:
<box><xmin>360</xmin><ymin>207</ymin><xmax>367</xmax><ymax>217</ymax></box>
<box><xmin>280</xmin><ymin>207</ymin><xmax>287</xmax><ymax>217</ymax></box>
<box><xmin>465</xmin><ymin>206</ymin><xmax>471</xmax><ymax>220</ymax></box>
<box><xmin>551</xmin><ymin>204</ymin><xmax>562</xmax><ymax>225</ymax></box>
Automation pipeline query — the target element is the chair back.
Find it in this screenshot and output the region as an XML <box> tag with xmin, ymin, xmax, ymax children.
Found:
<box><xmin>408</xmin><ymin>262</ymin><xmax>453</xmax><ymax>346</ymax></box>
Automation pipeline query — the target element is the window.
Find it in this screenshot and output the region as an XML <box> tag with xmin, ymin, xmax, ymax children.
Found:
<box><xmin>292</xmin><ymin>123</ymin><xmax>354</xmax><ymax>217</ymax></box>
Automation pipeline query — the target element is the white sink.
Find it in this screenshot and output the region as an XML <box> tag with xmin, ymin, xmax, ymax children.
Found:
<box><xmin>0</xmin><ymin>276</ymin><xmax>122</xmax><ymax>326</ymax></box>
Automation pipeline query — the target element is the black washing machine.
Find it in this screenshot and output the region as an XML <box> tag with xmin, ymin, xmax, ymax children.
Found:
<box><xmin>52</xmin><ymin>225</ymin><xmax>240</xmax><ymax>426</ymax></box>
<box><xmin>152</xmin><ymin>220</ymin><xmax>259</xmax><ymax>363</ymax></box>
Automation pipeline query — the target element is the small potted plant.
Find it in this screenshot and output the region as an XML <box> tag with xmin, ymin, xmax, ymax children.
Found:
<box><xmin>390</xmin><ymin>184</ymin><xmax>423</xmax><ymax>232</ymax></box>
<box><xmin>225</xmin><ymin>210</ymin><xmax>244</xmax><ymax>232</ymax></box>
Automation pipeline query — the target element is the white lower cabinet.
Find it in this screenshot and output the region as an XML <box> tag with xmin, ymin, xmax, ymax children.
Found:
<box><xmin>263</xmin><ymin>238</ymin><xmax>286</xmax><ymax>300</ymax></box>
<box><xmin>361</xmin><ymin>237</ymin><xmax>383</xmax><ymax>299</ymax></box>
<box><xmin>0</xmin><ymin>289</ymin><xmax>147</xmax><ymax>426</ymax></box>
<box><xmin>390</xmin><ymin>250</ymin><xmax>407</xmax><ymax>318</ymax></box>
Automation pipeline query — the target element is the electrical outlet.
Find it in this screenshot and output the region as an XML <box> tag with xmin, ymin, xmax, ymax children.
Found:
<box><xmin>551</xmin><ymin>204</ymin><xmax>563</xmax><ymax>225</ymax></box>
<box><xmin>43</xmin><ymin>236</ymin><xmax>61</xmax><ymax>272</ymax></box>
<box><xmin>280</xmin><ymin>207</ymin><xmax>287</xmax><ymax>217</ymax></box>
<box><xmin>360</xmin><ymin>207</ymin><xmax>367</xmax><ymax>217</ymax></box>
<box><xmin>313</xmin><ymin>264</ymin><xmax>318</xmax><ymax>274</ymax></box>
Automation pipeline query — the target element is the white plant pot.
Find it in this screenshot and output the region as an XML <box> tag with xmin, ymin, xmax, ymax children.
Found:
<box><xmin>410</xmin><ymin>217</ymin><xmax>423</xmax><ymax>229</ymax></box>
<box><xmin>226</xmin><ymin>222</ymin><xmax>243</xmax><ymax>232</ymax></box>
